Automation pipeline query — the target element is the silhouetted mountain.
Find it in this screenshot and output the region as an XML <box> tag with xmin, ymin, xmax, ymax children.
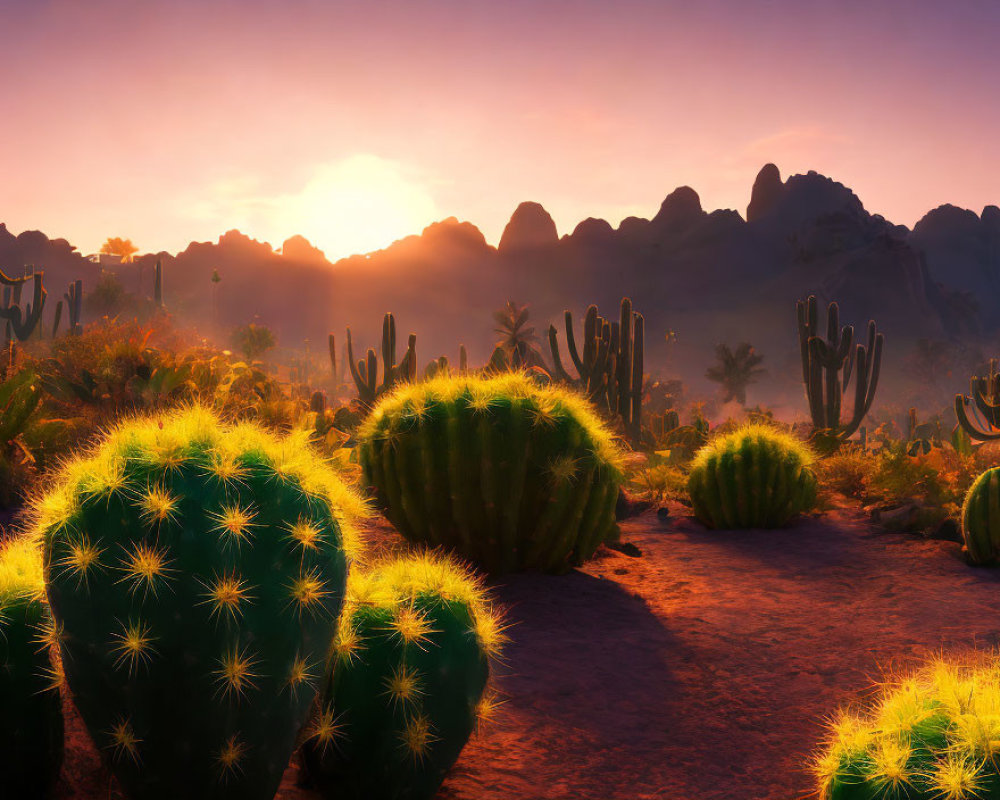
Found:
<box><xmin>2</xmin><ymin>163</ymin><xmax>997</xmax><ymax>413</ymax></box>
<box><xmin>0</xmin><ymin>223</ymin><xmax>98</xmax><ymax>298</ymax></box>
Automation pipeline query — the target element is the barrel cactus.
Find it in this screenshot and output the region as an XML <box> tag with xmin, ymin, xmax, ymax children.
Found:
<box><xmin>812</xmin><ymin>653</ymin><xmax>1000</xmax><ymax>799</ymax></box>
<box><xmin>357</xmin><ymin>372</ymin><xmax>623</xmax><ymax>574</ymax></box>
<box><xmin>961</xmin><ymin>467</ymin><xmax>1000</xmax><ymax>565</ymax></box>
<box><xmin>687</xmin><ymin>423</ymin><xmax>817</xmax><ymax>529</ymax></box>
<box><xmin>300</xmin><ymin>552</ymin><xmax>505</xmax><ymax>800</ymax></box>
<box><xmin>0</xmin><ymin>535</ymin><xmax>64</xmax><ymax>797</ymax></box>
<box><xmin>26</xmin><ymin>405</ymin><xmax>366</xmax><ymax>800</ymax></box>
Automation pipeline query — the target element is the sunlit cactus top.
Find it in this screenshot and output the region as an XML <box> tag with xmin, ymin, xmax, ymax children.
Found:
<box><xmin>813</xmin><ymin>655</ymin><xmax>1000</xmax><ymax>800</ymax></box>
<box><xmin>0</xmin><ymin>535</ymin><xmax>45</xmax><ymax>611</ymax></box>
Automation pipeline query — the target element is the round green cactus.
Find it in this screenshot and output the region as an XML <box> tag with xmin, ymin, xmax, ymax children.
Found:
<box><xmin>0</xmin><ymin>535</ymin><xmax>64</xmax><ymax>798</ymax></box>
<box><xmin>357</xmin><ymin>372</ymin><xmax>624</xmax><ymax>574</ymax></box>
<box><xmin>812</xmin><ymin>653</ymin><xmax>1000</xmax><ymax>799</ymax></box>
<box><xmin>961</xmin><ymin>467</ymin><xmax>1000</xmax><ymax>565</ymax></box>
<box><xmin>687</xmin><ymin>423</ymin><xmax>817</xmax><ymax>529</ymax></box>
<box><xmin>300</xmin><ymin>552</ymin><xmax>505</xmax><ymax>800</ymax></box>
<box><xmin>26</xmin><ymin>405</ymin><xmax>366</xmax><ymax>800</ymax></box>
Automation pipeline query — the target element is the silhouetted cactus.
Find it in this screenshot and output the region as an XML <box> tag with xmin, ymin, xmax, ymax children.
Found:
<box><xmin>1</xmin><ymin>267</ymin><xmax>47</xmax><ymax>343</ymax></box>
<box><xmin>65</xmin><ymin>279</ymin><xmax>82</xmax><ymax>335</ymax></box>
<box><xmin>955</xmin><ymin>358</ymin><xmax>1000</xmax><ymax>441</ymax></box>
<box><xmin>797</xmin><ymin>295</ymin><xmax>883</xmax><ymax>441</ymax></box>
<box><xmin>347</xmin><ymin>313</ymin><xmax>417</xmax><ymax>410</ymax></box>
<box><xmin>358</xmin><ymin>373</ymin><xmax>623</xmax><ymax>574</ymax></box>
<box><xmin>154</xmin><ymin>259</ymin><xmax>163</xmax><ymax>308</ymax></box>
<box><xmin>548</xmin><ymin>297</ymin><xmax>644</xmax><ymax>442</ymax></box>
<box><xmin>0</xmin><ymin>536</ymin><xmax>64</xmax><ymax>798</ymax></box>
<box><xmin>300</xmin><ymin>553</ymin><xmax>505</xmax><ymax>800</ymax></box>
<box><xmin>687</xmin><ymin>423</ymin><xmax>817</xmax><ymax>529</ymax></box>
<box><xmin>29</xmin><ymin>406</ymin><xmax>366</xmax><ymax>800</ymax></box>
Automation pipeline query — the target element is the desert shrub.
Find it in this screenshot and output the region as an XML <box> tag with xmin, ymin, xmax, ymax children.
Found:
<box><xmin>357</xmin><ymin>372</ymin><xmax>624</xmax><ymax>574</ymax></box>
<box><xmin>627</xmin><ymin>459</ymin><xmax>690</xmax><ymax>504</ymax></box>
<box><xmin>812</xmin><ymin>652</ymin><xmax>1000</xmax><ymax>799</ymax></box>
<box><xmin>230</xmin><ymin>322</ymin><xmax>276</xmax><ymax>361</ymax></box>
<box><xmin>27</xmin><ymin>405</ymin><xmax>367</xmax><ymax>800</ymax></box>
<box><xmin>0</xmin><ymin>535</ymin><xmax>64</xmax><ymax>797</ymax></box>
<box><xmin>687</xmin><ymin>422</ymin><xmax>817</xmax><ymax>529</ymax></box>
<box><xmin>814</xmin><ymin>445</ymin><xmax>876</xmax><ymax>502</ymax></box>
<box><xmin>301</xmin><ymin>553</ymin><xmax>504</xmax><ymax>800</ymax></box>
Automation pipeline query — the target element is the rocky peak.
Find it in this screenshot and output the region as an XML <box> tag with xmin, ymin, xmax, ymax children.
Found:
<box><xmin>746</xmin><ymin>163</ymin><xmax>783</xmax><ymax>222</ymax></box>
<box><xmin>497</xmin><ymin>202</ymin><xmax>558</xmax><ymax>254</ymax></box>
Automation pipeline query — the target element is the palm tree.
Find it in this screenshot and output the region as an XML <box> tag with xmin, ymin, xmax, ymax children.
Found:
<box><xmin>493</xmin><ymin>301</ymin><xmax>546</xmax><ymax>369</ymax></box>
<box><xmin>705</xmin><ymin>342</ymin><xmax>765</xmax><ymax>405</ymax></box>
<box><xmin>100</xmin><ymin>237</ymin><xmax>139</xmax><ymax>263</ymax></box>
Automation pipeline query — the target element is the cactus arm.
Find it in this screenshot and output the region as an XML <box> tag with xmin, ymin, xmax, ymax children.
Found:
<box><xmin>328</xmin><ymin>334</ymin><xmax>337</xmax><ymax>378</ymax></box>
<box><xmin>805</xmin><ymin>337</ymin><xmax>827</xmax><ymax>429</ymax></box>
<box><xmin>52</xmin><ymin>299</ymin><xmax>63</xmax><ymax>337</ymax></box>
<box><xmin>629</xmin><ymin>313</ymin><xmax>644</xmax><ymax>443</ymax></box>
<box><xmin>956</xmin><ymin>393</ymin><xmax>1000</xmax><ymax>441</ymax></box>
<box><xmin>617</xmin><ymin>298</ymin><xmax>632</xmax><ymax>422</ymax></box>
<box><xmin>547</xmin><ymin>325</ymin><xmax>576</xmax><ymax>384</ymax></box>
<box><xmin>346</xmin><ymin>328</ymin><xmax>366</xmax><ymax>393</ymax></box>
<box><xmin>564</xmin><ymin>310</ymin><xmax>584</xmax><ymax>377</ymax></box>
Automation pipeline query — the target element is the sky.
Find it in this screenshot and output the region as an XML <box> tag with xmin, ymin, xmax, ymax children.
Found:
<box><xmin>1</xmin><ymin>0</ymin><xmax>999</xmax><ymax>261</ymax></box>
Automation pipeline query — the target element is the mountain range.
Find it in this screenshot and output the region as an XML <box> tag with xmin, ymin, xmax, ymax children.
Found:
<box><xmin>3</xmin><ymin>163</ymin><xmax>999</xmax><ymax>413</ymax></box>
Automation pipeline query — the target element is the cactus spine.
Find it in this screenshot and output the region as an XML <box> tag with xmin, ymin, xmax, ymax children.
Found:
<box><xmin>1</xmin><ymin>266</ymin><xmax>47</xmax><ymax>343</ymax></box>
<box><xmin>300</xmin><ymin>553</ymin><xmax>505</xmax><ymax>800</ymax></box>
<box><xmin>0</xmin><ymin>536</ymin><xmax>64</xmax><ymax>798</ymax></box>
<box><xmin>30</xmin><ymin>406</ymin><xmax>364</xmax><ymax>800</ymax></box>
<box><xmin>687</xmin><ymin>423</ymin><xmax>817</xmax><ymax>529</ymax></box>
<box><xmin>797</xmin><ymin>295</ymin><xmax>883</xmax><ymax>441</ymax></box>
<box><xmin>347</xmin><ymin>313</ymin><xmax>417</xmax><ymax>409</ymax></box>
<box><xmin>548</xmin><ymin>297</ymin><xmax>644</xmax><ymax>443</ymax></box>
<box><xmin>358</xmin><ymin>373</ymin><xmax>623</xmax><ymax>574</ymax></box>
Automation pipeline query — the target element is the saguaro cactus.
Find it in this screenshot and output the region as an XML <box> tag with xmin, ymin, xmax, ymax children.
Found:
<box><xmin>346</xmin><ymin>313</ymin><xmax>417</xmax><ymax>409</ymax></box>
<box><xmin>548</xmin><ymin>297</ymin><xmax>644</xmax><ymax>442</ymax></box>
<box><xmin>797</xmin><ymin>295</ymin><xmax>883</xmax><ymax>441</ymax></box>
<box><xmin>1</xmin><ymin>267</ymin><xmax>47</xmax><ymax>343</ymax></box>
<box><xmin>954</xmin><ymin>358</ymin><xmax>1000</xmax><ymax>441</ymax></box>
<box><xmin>154</xmin><ymin>259</ymin><xmax>163</xmax><ymax>308</ymax></box>
<box><xmin>29</xmin><ymin>406</ymin><xmax>365</xmax><ymax>800</ymax></box>
<box><xmin>64</xmin><ymin>279</ymin><xmax>82</xmax><ymax>335</ymax></box>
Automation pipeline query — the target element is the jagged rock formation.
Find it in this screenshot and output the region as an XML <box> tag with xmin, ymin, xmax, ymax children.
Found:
<box><xmin>497</xmin><ymin>202</ymin><xmax>558</xmax><ymax>253</ymax></box>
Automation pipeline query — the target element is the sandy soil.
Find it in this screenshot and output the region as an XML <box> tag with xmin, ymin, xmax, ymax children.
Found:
<box><xmin>51</xmin><ymin>506</ymin><xmax>1000</xmax><ymax>800</ymax></box>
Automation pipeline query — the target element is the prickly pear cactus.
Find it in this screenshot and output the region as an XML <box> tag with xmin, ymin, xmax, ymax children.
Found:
<box><xmin>812</xmin><ymin>654</ymin><xmax>1000</xmax><ymax>799</ymax></box>
<box><xmin>0</xmin><ymin>535</ymin><xmax>64</xmax><ymax>798</ymax></box>
<box><xmin>27</xmin><ymin>406</ymin><xmax>366</xmax><ymax>800</ymax></box>
<box><xmin>357</xmin><ymin>372</ymin><xmax>623</xmax><ymax>574</ymax></box>
<box><xmin>300</xmin><ymin>553</ymin><xmax>505</xmax><ymax>800</ymax></box>
<box><xmin>687</xmin><ymin>423</ymin><xmax>817</xmax><ymax>529</ymax></box>
<box><xmin>961</xmin><ymin>467</ymin><xmax>1000</xmax><ymax>565</ymax></box>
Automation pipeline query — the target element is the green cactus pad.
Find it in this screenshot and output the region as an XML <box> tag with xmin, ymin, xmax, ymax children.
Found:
<box><xmin>300</xmin><ymin>552</ymin><xmax>505</xmax><ymax>800</ymax></box>
<box><xmin>812</xmin><ymin>653</ymin><xmax>1000</xmax><ymax>799</ymax></box>
<box><xmin>687</xmin><ymin>423</ymin><xmax>817</xmax><ymax>529</ymax></box>
<box><xmin>26</xmin><ymin>405</ymin><xmax>367</xmax><ymax>800</ymax></box>
<box><xmin>0</xmin><ymin>535</ymin><xmax>64</xmax><ymax>798</ymax></box>
<box><xmin>961</xmin><ymin>467</ymin><xmax>1000</xmax><ymax>565</ymax></box>
<box><xmin>357</xmin><ymin>372</ymin><xmax>624</xmax><ymax>574</ymax></box>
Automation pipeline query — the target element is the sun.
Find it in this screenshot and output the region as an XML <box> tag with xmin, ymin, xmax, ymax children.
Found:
<box><xmin>273</xmin><ymin>154</ymin><xmax>439</xmax><ymax>260</ymax></box>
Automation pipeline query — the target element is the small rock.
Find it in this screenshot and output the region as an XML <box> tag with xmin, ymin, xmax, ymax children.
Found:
<box><xmin>927</xmin><ymin>518</ymin><xmax>962</xmax><ymax>543</ymax></box>
<box><xmin>657</xmin><ymin>507</ymin><xmax>671</xmax><ymax>522</ymax></box>
<box><xmin>605</xmin><ymin>541</ymin><xmax>642</xmax><ymax>558</ymax></box>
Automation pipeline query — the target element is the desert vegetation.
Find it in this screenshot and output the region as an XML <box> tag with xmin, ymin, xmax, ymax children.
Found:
<box><xmin>5</xmin><ymin>264</ymin><xmax>1000</xmax><ymax>800</ymax></box>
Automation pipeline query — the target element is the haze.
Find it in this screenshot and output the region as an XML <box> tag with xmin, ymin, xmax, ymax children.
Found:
<box><xmin>2</xmin><ymin>0</ymin><xmax>998</xmax><ymax>260</ymax></box>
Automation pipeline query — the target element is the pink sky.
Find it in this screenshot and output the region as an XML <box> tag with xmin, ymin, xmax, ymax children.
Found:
<box><xmin>2</xmin><ymin>0</ymin><xmax>998</xmax><ymax>260</ymax></box>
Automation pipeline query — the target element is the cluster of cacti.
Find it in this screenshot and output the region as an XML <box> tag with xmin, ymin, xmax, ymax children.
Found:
<box><xmin>812</xmin><ymin>653</ymin><xmax>1000</xmax><ymax>799</ymax></box>
<box><xmin>347</xmin><ymin>313</ymin><xmax>417</xmax><ymax>409</ymax></box>
<box><xmin>358</xmin><ymin>372</ymin><xmax>624</xmax><ymax>574</ymax></box>
<box><xmin>548</xmin><ymin>297</ymin><xmax>644</xmax><ymax>443</ymax></box>
<box><xmin>1</xmin><ymin>266</ymin><xmax>47</xmax><ymax>344</ymax></box>
<box><xmin>797</xmin><ymin>295</ymin><xmax>883</xmax><ymax>442</ymax></box>
<box><xmin>687</xmin><ymin>423</ymin><xmax>817</xmax><ymax>529</ymax></box>
<box><xmin>300</xmin><ymin>552</ymin><xmax>505</xmax><ymax>800</ymax></box>
<box><xmin>648</xmin><ymin>409</ymin><xmax>681</xmax><ymax>442</ymax></box>
<box><xmin>0</xmin><ymin>369</ymin><xmax>42</xmax><ymax>506</ymax></box>
<box><xmin>27</xmin><ymin>405</ymin><xmax>366</xmax><ymax>799</ymax></box>
<box><xmin>52</xmin><ymin>278</ymin><xmax>83</xmax><ymax>338</ymax></box>
<box><xmin>955</xmin><ymin>358</ymin><xmax>1000</xmax><ymax>441</ymax></box>
<box><xmin>0</xmin><ymin>535</ymin><xmax>64</xmax><ymax>797</ymax></box>
<box><xmin>960</xmin><ymin>467</ymin><xmax>1000</xmax><ymax>565</ymax></box>
<box><xmin>423</xmin><ymin>345</ymin><xmax>468</xmax><ymax>379</ymax></box>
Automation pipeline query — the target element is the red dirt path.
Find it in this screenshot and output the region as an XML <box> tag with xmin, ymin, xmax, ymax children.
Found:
<box><xmin>53</xmin><ymin>507</ymin><xmax>1000</xmax><ymax>800</ymax></box>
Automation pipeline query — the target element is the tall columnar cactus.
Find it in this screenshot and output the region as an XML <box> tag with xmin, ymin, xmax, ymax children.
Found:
<box><xmin>955</xmin><ymin>358</ymin><xmax>1000</xmax><ymax>441</ymax></box>
<box><xmin>548</xmin><ymin>297</ymin><xmax>644</xmax><ymax>443</ymax></box>
<box><xmin>358</xmin><ymin>373</ymin><xmax>623</xmax><ymax>574</ymax></box>
<box><xmin>797</xmin><ymin>295</ymin><xmax>883</xmax><ymax>441</ymax></box>
<box><xmin>154</xmin><ymin>258</ymin><xmax>163</xmax><ymax>308</ymax></box>
<box><xmin>347</xmin><ymin>313</ymin><xmax>417</xmax><ymax>409</ymax></box>
<box><xmin>300</xmin><ymin>553</ymin><xmax>505</xmax><ymax>800</ymax></box>
<box><xmin>812</xmin><ymin>654</ymin><xmax>1000</xmax><ymax>799</ymax></box>
<box><xmin>959</xmin><ymin>467</ymin><xmax>1000</xmax><ymax>564</ymax></box>
<box><xmin>0</xmin><ymin>536</ymin><xmax>64</xmax><ymax>798</ymax></box>
<box><xmin>27</xmin><ymin>406</ymin><xmax>366</xmax><ymax>800</ymax></box>
<box><xmin>687</xmin><ymin>423</ymin><xmax>817</xmax><ymax>529</ymax></box>
<box><xmin>1</xmin><ymin>266</ymin><xmax>47</xmax><ymax>343</ymax></box>
<box><xmin>65</xmin><ymin>279</ymin><xmax>83</xmax><ymax>335</ymax></box>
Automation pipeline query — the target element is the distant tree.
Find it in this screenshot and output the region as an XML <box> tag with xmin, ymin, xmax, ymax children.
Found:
<box><xmin>493</xmin><ymin>300</ymin><xmax>546</xmax><ymax>369</ymax></box>
<box><xmin>100</xmin><ymin>237</ymin><xmax>139</xmax><ymax>263</ymax></box>
<box><xmin>705</xmin><ymin>342</ymin><xmax>765</xmax><ymax>405</ymax></box>
<box><xmin>231</xmin><ymin>322</ymin><xmax>275</xmax><ymax>361</ymax></box>
<box><xmin>84</xmin><ymin>272</ymin><xmax>127</xmax><ymax>317</ymax></box>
